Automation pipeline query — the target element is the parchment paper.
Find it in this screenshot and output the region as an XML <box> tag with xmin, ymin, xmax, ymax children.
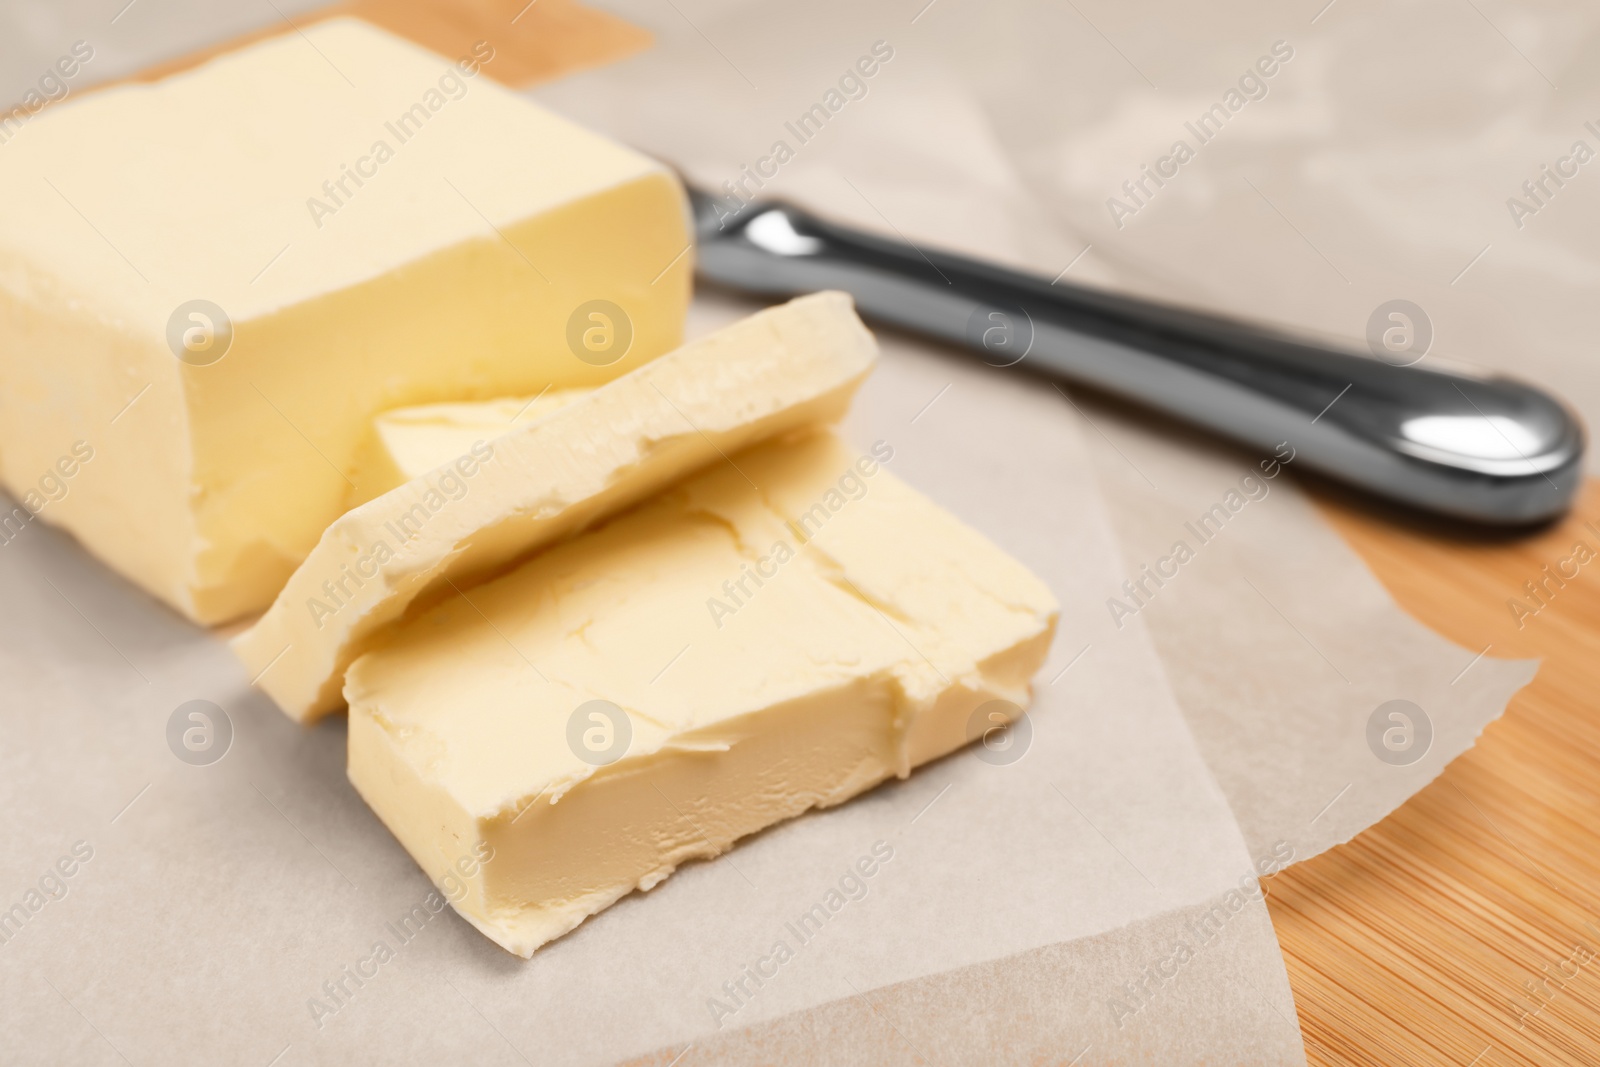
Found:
<box><xmin>535</xmin><ymin>0</ymin><xmax>1542</xmax><ymax>866</ymax></box>
<box><xmin>0</xmin><ymin>0</ymin><xmax>1565</xmax><ymax>1062</ymax></box>
<box><xmin>0</xmin><ymin>290</ymin><xmax>1303</xmax><ymax>1065</ymax></box>
<box><xmin>1077</xmin><ymin>400</ymin><xmax>1537</xmax><ymax>860</ymax></box>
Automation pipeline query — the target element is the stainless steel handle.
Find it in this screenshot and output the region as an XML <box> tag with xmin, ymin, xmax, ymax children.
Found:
<box><xmin>687</xmin><ymin>188</ymin><xmax>1584</xmax><ymax>526</ymax></box>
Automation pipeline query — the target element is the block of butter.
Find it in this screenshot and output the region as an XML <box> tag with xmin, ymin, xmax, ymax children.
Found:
<box><xmin>346</xmin><ymin>388</ymin><xmax>591</xmax><ymax>507</ymax></box>
<box><xmin>346</xmin><ymin>428</ymin><xmax>1059</xmax><ymax>957</ymax></box>
<box><xmin>234</xmin><ymin>293</ymin><xmax>877</xmax><ymax>723</ymax></box>
<box><xmin>0</xmin><ymin>18</ymin><xmax>690</xmax><ymax>623</ymax></box>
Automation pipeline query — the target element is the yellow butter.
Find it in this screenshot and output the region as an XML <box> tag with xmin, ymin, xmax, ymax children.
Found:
<box><xmin>0</xmin><ymin>19</ymin><xmax>690</xmax><ymax>622</ymax></box>
<box><xmin>347</xmin><ymin>389</ymin><xmax>592</xmax><ymax>507</ymax></box>
<box><xmin>346</xmin><ymin>428</ymin><xmax>1059</xmax><ymax>957</ymax></box>
<box><xmin>234</xmin><ymin>293</ymin><xmax>877</xmax><ymax>723</ymax></box>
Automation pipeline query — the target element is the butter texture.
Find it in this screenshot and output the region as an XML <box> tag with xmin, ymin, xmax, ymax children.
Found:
<box><xmin>347</xmin><ymin>389</ymin><xmax>591</xmax><ymax>507</ymax></box>
<box><xmin>234</xmin><ymin>293</ymin><xmax>877</xmax><ymax>722</ymax></box>
<box><xmin>0</xmin><ymin>18</ymin><xmax>690</xmax><ymax>622</ymax></box>
<box><xmin>345</xmin><ymin>428</ymin><xmax>1059</xmax><ymax>957</ymax></box>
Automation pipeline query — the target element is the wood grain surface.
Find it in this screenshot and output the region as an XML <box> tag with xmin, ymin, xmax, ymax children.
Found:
<box><xmin>116</xmin><ymin>0</ymin><xmax>650</xmax><ymax>90</ymax></box>
<box><xmin>1281</xmin><ymin>481</ymin><xmax>1600</xmax><ymax>1066</ymax></box>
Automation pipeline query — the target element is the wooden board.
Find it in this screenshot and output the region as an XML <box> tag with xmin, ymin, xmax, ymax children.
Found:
<box><xmin>115</xmin><ymin>0</ymin><xmax>651</xmax><ymax>90</ymax></box>
<box><xmin>1279</xmin><ymin>481</ymin><xmax>1600</xmax><ymax>1066</ymax></box>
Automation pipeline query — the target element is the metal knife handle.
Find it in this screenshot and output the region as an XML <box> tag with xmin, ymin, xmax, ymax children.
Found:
<box><xmin>687</xmin><ymin>188</ymin><xmax>1584</xmax><ymax>525</ymax></box>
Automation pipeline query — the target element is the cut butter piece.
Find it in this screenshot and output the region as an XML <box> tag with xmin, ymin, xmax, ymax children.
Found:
<box><xmin>233</xmin><ymin>292</ymin><xmax>877</xmax><ymax>723</ymax></box>
<box><xmin>0</xmin><ymin>18</ymin><xmax>690</xmax><ymax>623</ymax></box>
<box><xmin>347</xmin><ymin>389</ymin><xmax>591</xmax><ymax>507</ymax></box>
<box><xmin>347</xmin><ymin>428</ymin><xmax>1059</xmax><ymax>957</ymax></box>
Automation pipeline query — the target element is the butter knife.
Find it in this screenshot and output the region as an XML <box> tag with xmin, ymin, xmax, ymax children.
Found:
<box><xmin>686</xmin><ymin>188</ymin><xmax>1584</xmax><ymax>526</ymax></box>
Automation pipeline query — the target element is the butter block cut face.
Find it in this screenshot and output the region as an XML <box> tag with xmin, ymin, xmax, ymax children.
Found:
<box><xmin>0</xmin><ymin>18</ymin><xmax>690</xmax><ymax>623</ymax></box>
<box><xmin>234</xmin><ymin>293</ymin><xmax>877</xmax><ymax>723</ymax></box>
<box><xmin>345</xmin><ymin>429</ymin><xmax>1059</xmax><ymax>957</ymax></box>
<box><xmin>347</xmin><ymin>389</ymin><xmax>592</xmax><ymax>507</ymax></box>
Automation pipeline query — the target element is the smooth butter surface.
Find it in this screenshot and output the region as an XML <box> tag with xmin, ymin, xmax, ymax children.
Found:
<box><xmin>346</xmin><ymin>429</ymin><xmax>1060</xmax><ymax>957</ymax></box>
<box><xmin>0</xmin><ymin>18</ymin><xmax>689</xmax><ymax>622</ymax></box>
<box><xmin>347</xmin><ymin>388</ymin><xmax>592</xmax><ymax>507</ymax></box>
<box><xmin>234</xmin><ymin>293</ymin><xmax>876</xmax><ymax>723</ymax></box>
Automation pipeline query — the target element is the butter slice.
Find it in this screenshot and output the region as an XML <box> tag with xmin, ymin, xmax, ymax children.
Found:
<box><xmin>234</xmin><ymin>293</ymin><xmax>876</xmax><ymax>723</ymax></box>
<box><xmin>0</xmin><ymin>19</ymin><xmax>690</xmax><ymax>623</ymax></box>
<box><xmin>346</xmin><ymin>428</ymin><xmax>1059</xmax><ymax>957</ymax></box>
<box><xmin>347</xmin><ymin>389</ymin><xmax>591</xmax><ymax>507</ymax></box>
